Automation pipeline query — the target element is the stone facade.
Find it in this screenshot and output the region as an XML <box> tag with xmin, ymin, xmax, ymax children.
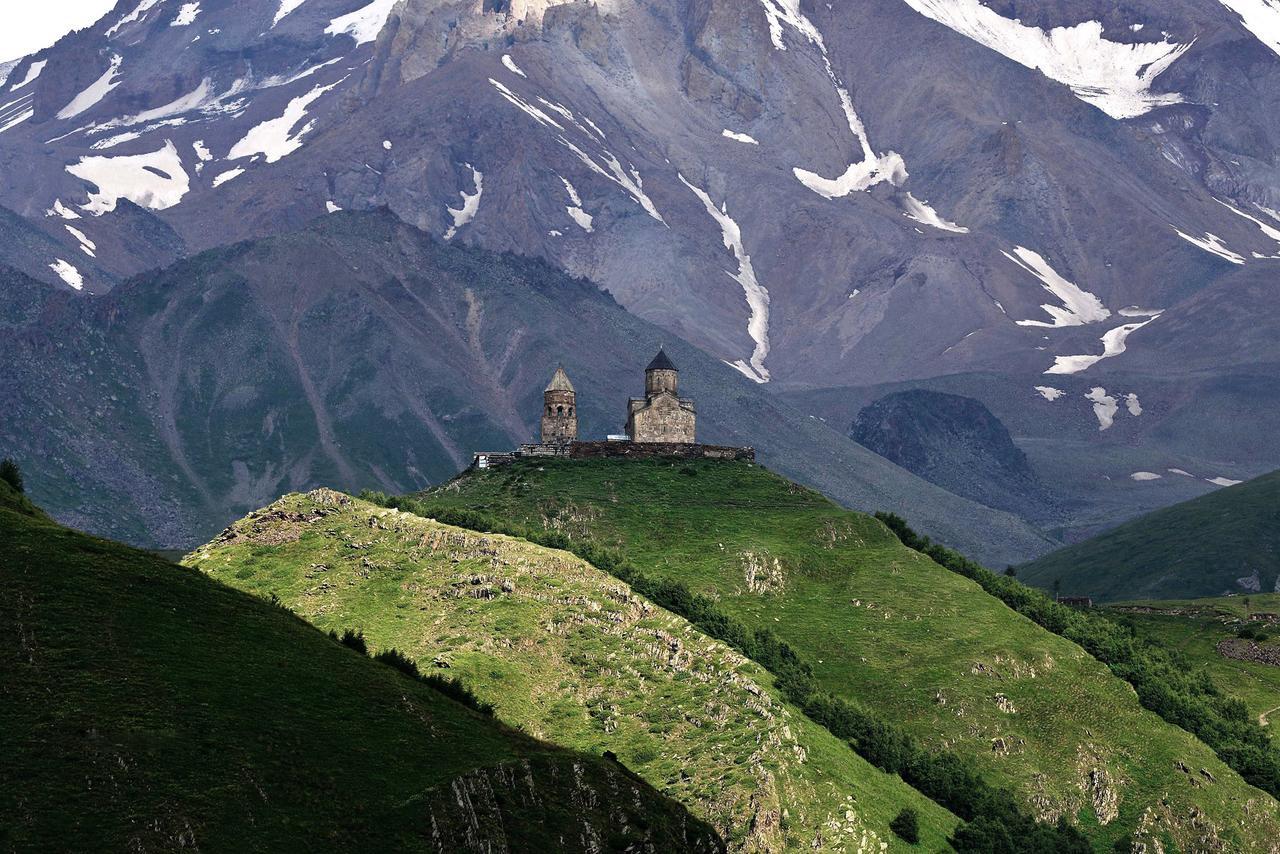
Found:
<box><xmin>541</xmin><ymin>366</ymin><xmax>577</xmax><ymax>444</ymax></box>
<box><xmin>626</xmin><ymin>350</ymin><xmax>696</xmax><ymax>443</ymax></box>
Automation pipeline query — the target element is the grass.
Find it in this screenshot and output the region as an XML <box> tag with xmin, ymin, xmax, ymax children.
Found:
<box><xmin>417</xmin><ymin>456</ymin><xmax>1280</xmax><ymax>851</ymax></box>
<box><xmin>0</xmin><ymin>480</ymin><xmax>721</xmax><ymax>853</ymax></box>
<box><xmin>1019</xmin><ymin>469</ymin><xmax>1280</xmax><ymax>602</ymax></box>
<box><xmin>1111</xmin><ymin>595</ymin><xmax>1280</xmax><ymax>743</ymax></box>
<box><xmin>187</xmin><ymin>488</ymin><xmax>959</xmax><ymax>852</ymax></box>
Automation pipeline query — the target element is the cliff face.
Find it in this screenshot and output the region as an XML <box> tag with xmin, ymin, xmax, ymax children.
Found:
<box><xmin>851</xmin><ymin>390</ymin><xmax>1058</xmax><ymax>524</ymax></box>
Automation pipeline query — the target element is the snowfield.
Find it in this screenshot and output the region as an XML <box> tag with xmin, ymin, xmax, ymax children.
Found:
<box><xmin>899</xmin><ymin>0</ymin><xmax>1192</xmax><ymax>119</ymax></box>
<box><xmin>66</xmin><ymin>140</ymin><xmax>191</xmax><ymax>215</ymax></box>
<box><xmin>1004</xmin><ymin>246</ymin><xmax>1110</xmax><ymax>328</ymax></box>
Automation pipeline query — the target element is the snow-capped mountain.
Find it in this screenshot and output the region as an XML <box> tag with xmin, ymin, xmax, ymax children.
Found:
<box><xmin>3</xmin><ymin>0</ymin><xmax>1280</xmax><ymax>545</ymax></box>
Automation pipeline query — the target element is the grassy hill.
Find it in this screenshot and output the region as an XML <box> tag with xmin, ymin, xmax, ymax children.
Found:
<box><xmin>1019</xmin><ymin>469</ymin><xmax>1280</xmax><ymax>602</ymax></box>
<box><xmin>416</xmin><ymin>456</ymin><xmax>1280</xmax><ymax>851</ymax></box>
<box><xmin>1111</xmin><ymin>595</ymin><xmax>1280</xmax><ymax>745</ymax></box>
<box><xmin>187</xmin><ymin>489</ymin><xmax>959</xmax><ymax>851</ymax></box>
<box><xmin>0</xmin><ymin>479</ymin><xmax>723</xmax><ymax>853</ymax></box>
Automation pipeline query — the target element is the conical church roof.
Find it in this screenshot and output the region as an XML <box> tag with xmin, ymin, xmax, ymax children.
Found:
<box><xmin>545</xmin><ymin>365</ymin><xmax>575</xmax><ymax>392</ymax></box>
<box><xmin>645</xmin><ymin>348</ymin><xmax>678</xmax><ymax>372</ymax></box>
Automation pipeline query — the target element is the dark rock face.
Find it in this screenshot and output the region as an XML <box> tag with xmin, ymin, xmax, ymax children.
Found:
<box><xmin>851</xmin><ymin>390</ymin><xmax>1056</xmax><ymax>521</ymax></box>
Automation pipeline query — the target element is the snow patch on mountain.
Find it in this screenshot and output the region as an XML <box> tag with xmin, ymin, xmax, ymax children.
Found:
<box><xmin>57</xmin><ymin>55</ymin><xmax>124</xmax><ymax>121</ymax></box>
<box><xmin>680</xmin><ymin>174</ymin><xmax>770</xmax><ymax>383</ymax></box>
<box><xmin>502</xmin><ymin>55</ymin><xmax>527</xmax><ymax>78</ymax></box>
<box><xmin>326</xmin><ymin>0</ymin><xmax>398</xmax><ymax>46</ymax></box>
<box><xmin>228</xmin><ymin>79</ymin><xmax>340</xmax><ymax>163</ymax></box>
<box><xmin>1174</xmin><ymin>227</ymin><xmax>1246</xmax><ymax>264</ymax></box>
<box><xmin>490</xmin><ymin>79</ymin><xmax>564</xmax><ymax>130</ymax></box>
<box><xmin>0</xmin><ymin>105</ymin><xmax>33</xmax><ymax>134</ymax></box>
<box><xmin>211</xmin><ymin>167</ymin><xmax>244</xmax><ymax>187</ymax></box>
<box><xmin>65</xmin><ymin>225</ymin><xmax>97</xmax><ymax>257</ymax></box>
<box><xmin>1125</xmin><ymin>393</ymin><xmax>1143</xmax><ymax>416</ymax></box>
<box><xmin>47</xmin><ymin>199</ymin><xmax>81</xmax><ymax>220</ymax></box>
<box><xmin>1131</xmin><ymin>471</ymin><xmax>1162</xmax><ymax>480</ymax></box>
<box><xmin>1217</xmin><ymin>199</ymin><xmax>1280</xmax><ymax>255</ymax></box>
<box><xmin>1085</xmin><ymin>387</ymin><xmax>1118</xmax><ymax>430</ymax></box>
<box><xmin>326</xmin><ymin>200</ymin><xmax>342</xmax><ymax>213</ymax></box>
<box><xmin>444</xmin><ymin>165</ymin><xmax>483</xmax><ymax>240</ymax></box>
<box><xmin>899</xmin><ymin>0</ymin><xmax>1191</xmax><ymax>119</ymax></box>
<box><xmin>1003</xmin><ymin>247</ymin><xmax>1110</xmax><ymax>328</ymax></box>
<box><xmin>722</xmin><ymin>129</ymin><xmax>758</xmax><ymax>144</ymax></box>
<box><xmin>1206</xmin><ymin>476</ymin><xmax>1243</xmax><ymax>486</ymax></box>
<box><xmin>48</xmin><ymin>259</ymin><xmax>84</xmax><ymax>290</ymax></box>
<box><xmin>556</xmin><ymin>135</ymin><xmax>664</xmax><ymax>224</ymax></box>
<box><xmin>274</xmin><ymin>0</ymin><xmax>310</xmax><ymax>25</ymax></box>
<box><xmin>1169</xmin><ymin>468</ymin><xmax>1195</xmax><ymax>477</ymax></box>
<box><xmin>1046</xmin><ymin>314</ymin><xmax>1160</xmax><ymax>374</ymax></box>
<box><xmin>903</xmin><ymin>192</ymin><xmax>969</xmax><ymax>233</ymax></box>
<box><xmin>1217</xmin><ymin>0</ymin><xmax>1280</xmax><ymax>57</ymax></box>
<box><xmin>1035</xmin><ymin>386</ymin><xmax>1064</xmax><ymax>401</ymax></box>
<box><xmin>172</xmin><ymin>3</ymin><xmax>200</xmax><ymax>26</ymax></box>
<box><xmin>10</xmin><ymin>60</ymin><xmax>47</xmax><ymax>92</ymax></box>
<box><xmin>66</xmin><ymin>140</ymin><xmax>190</xmax><ymax>215</ymax></box>
<box><xmin>561</xmin><ymin>177</ymin><xmax>593</xmax><ymax>232</ymax></box>
<box><xmin>107</xmin><ymin>0</ymin><xmax>166</xmax><ymax>38</ymax></box>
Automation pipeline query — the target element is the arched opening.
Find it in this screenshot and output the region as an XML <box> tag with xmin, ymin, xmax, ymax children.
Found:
<box><xmin>569</xmin><ymin>407</ymin><xmax>574</xmax><ymax>416</ymax></box>
<box><xmin>556</xmin><ymin>405</ymin><xmax>564</xmax><ymax>415</ymax></box>
<box><xmin>546</xmin><ymin>406</ymin><xmax>553</xmax><ymax>416</ymax></box>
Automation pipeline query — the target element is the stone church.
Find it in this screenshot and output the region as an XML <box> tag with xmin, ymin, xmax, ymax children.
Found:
<box><xmin>625</xmin><ymin>349</ymin><xmax>696</xmax><ymax>443</ymax></box>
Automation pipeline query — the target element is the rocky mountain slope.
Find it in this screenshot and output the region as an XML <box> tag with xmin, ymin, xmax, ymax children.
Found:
<box><xmin>0</xmin><ymin>210</ymin><xmax>1054</xmax><ymax>566</ymax></box>
<box><xmin>419</xmin><ymin>456</ymin><xmax>1280</xmax><ymax>851</ymax></box>
<box><xmin>850</xmin><ymin>389</ymin><xmax>1058</xmax><ymax>523</ymax></box>
<box><xmin>0</xmin><ymin>479</ymin><xmax>722</xmax><ymax>853</ymax></box>
<box><xmin>187</xmin><ymin>488</ymin><xmax>958</xmax><ymax>851</ymax></box>
<box><xmin>1021</xmin><ymin>468</ymin><xmax>1280</xmax><ymax>601</ymax></box>
<box><xmin>4</xmin><ymin>0</ymin><xmax>1280</xmax><ymax>542</ymax></box>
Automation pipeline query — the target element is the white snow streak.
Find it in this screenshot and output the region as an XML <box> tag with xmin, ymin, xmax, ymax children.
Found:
<box><xmin>722</xmin><ymin>129</ymin><xmax>759</xmax><ymax>145</ymax></box>
<box><xmin>0</xmin><ymin>107</ymin><xmax>33</xmax><ymax>134</ymax></box>
<box><xmin>1085</xmin><ymin>387</ymin><xmax>1118</xmax><ymax>430</ymax></box>
<box><xmin>107</xmin><ymin>0</ymin><xmax>165</xmax><ymax>37</ymax></box>
<box><xmin>1125</xmin><ymin>392</ymin><xmax>1143</xmax><ymax>416</ymax></box>
<box><xmin>65</xmin><ymin>225</ymin><xmax>97</xmax><ymax>257</ymax></box>
<box><xmin>444</xmin><ymin>165</ymin><xmax>483</xmax><ymax>240</ymax></box>
<box><xmin>1174</xmin><ymin>227</ymin><xmax>1246</xmax><ymax>264</ymax></box>
<box><xmin>48</xmin><ymin>259</ymin><xmax>84</xmax><ymax>290</ymax></box>
<box><xmin>47</xmin><ymin>199</ymin><xmax>81</xmax><ymax>220</ymax></box>
<box><xmin>1207</xmin><ymin>476</ymin><xmax>1243</xmax><ymax>486</ymax></box>
<box><xmin>172</xmin><ymin>2</ymin><xmax>200</xmax><ymax>25</ymax></box>
<box><xmin>1217</xmin><ymin>0</ymin><xmax>1280</xmax><ymax>57</ymax></box>
<box><xmin>326</xmin><ymin>200</ymin><xmax>342</xmax><ymax>213</ymax></box>
<box><xmin>326</xmin><ymin>0</ymin><xmax>398</xmax><ymax>45</ymax></box>
<box><xmin>556</xmin><ymin>135</ymin><xmax>664</xmax><ymax>224</ymax></box>
<box><xmin>680</xmin><ymin>174</ymin><xmax>771</xmax><ymax>383</ymax></box>
<box><xmin>1131</xmin><ymin>471</ymin><xmax>1163</xmax><ymax>481</ymax></box>
<box><xmin>900</xmin><ymin>0</ymin><xmax>1192</xmax><ymax>119</ymax></box>
<box><xmin>502</xmin><ymin>55</ymin><xmax>527</xmax><ymax>77</ymax></box>
<box><xmin>1045</xmin><ymin>314</ymin><xmax>1160</xmax><ymax>374</ymax></box>
<box><xmin>57</xmin><ymin>55</ymin><xmax>124</xmax><ymax>121</ymax></box>
<box><xmin>10</xmin><ymin>60</ymin><xmax>47</xmax><ymax>92</ymax></box>
<box><xmin>903</xmin><ymin>192</ymin><xmax>969</xmax><ymax>233</ymax></box>
<box><xmin>755</xmin><ymin>0</ymin><xmax>907</xmax><ymax>198</ymax></box>
<box><xmin>1003</xmin><ymin>246</ymin><xmax>1110</xmax><ymax>328</ymax></box>
<box><xmin>1169</xmin><ymin>468</ymin><xmax>1195</xmax><ymax>477</ymax></box>
<box><xmin>1035</xmin><ymin>386</ymin><xmax>1065</xmax><ymax>401</ymax></box>
<box><xmin>489</xmin><ymin>79</ymin><xmax>563</xmax><ymax>130</ymax></box>
<box><xmin>1218</xmin><ymin>199</ymin><xmax>1280</xmax><ymax>255</ymax></box>
<box><xmin>211</xmin><ymin>166</ymin><xmax>245</xmax><ymax>187</ymax></box>
<box><xmin>66</xmin><ymin>140</ymin><xmax>190</xmax><ymax>215</ymax></box>
<box><xmin>561</xmin><ymin>177</ymin><xmax>593</xmax><ymax>232</ymax></box>
<box><xmin>273</xmin><ymin>0</ymin><xmax>310</xmax><ymax>25</ymax></box>
<box><xmin>228</xmin><ymin>79</ymin><xmax>340</xmax><ymax>163</ymax></box>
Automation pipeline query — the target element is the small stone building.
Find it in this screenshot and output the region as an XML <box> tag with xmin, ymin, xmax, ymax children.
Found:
<box><xmin>541</xmin><ymin>365</ymin><xmax>577</xmax><ymax>444</ymax></box>
<box><xmin>626</xmin><ymin>349</ymin><xmax>696</xmax><ymax>443</ymax></box>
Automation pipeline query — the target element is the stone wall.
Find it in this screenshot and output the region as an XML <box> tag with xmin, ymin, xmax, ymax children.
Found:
<box><xmin>628</xmin><ymin>394</ymin><xmax>696</xmax><ymax>443</ymax></box>
<box><xmin>568</xmin><ymin>442</ymin><xmax>754</xmax><ymax>461</ymax></box>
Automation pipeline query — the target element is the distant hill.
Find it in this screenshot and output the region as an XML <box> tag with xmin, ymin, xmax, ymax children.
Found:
<box><xmin>187</xmin><ymin>489</ymin><xmax>958</xmax><ymax>851</ymax></box>
<box><xmin>1020</xmin><ymin>470</ymin><xmax>1280</xmax><ymax>602</ymax></box>
<box><xmin>0</xmin><ymin>480</ymin><xmax>722</xmax><ymax>852</ymax></box>
<box><xmin>416</xmin><ymin>456</ymin><xmax>1280</xmax><ymax>851</ymax></box>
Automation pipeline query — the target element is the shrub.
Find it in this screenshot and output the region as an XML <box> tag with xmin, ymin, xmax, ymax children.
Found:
<box><xmin>373</xmin><ymin>647</ymin><xmax>420</xmax><ymax>679</ymax></box>
<box><xmin>335</xmin><ymin>628</ymin><xmax>368</xmax><ymax>655</ymax></box>
<box><xmin>890</xmin><ymin>807</ymin><xmax>919</xmax><ymax>844</ymax></box>
<box><xmin>0</xmin><ymin>458</ymin><xmax>24</xmax><ymax>494</ymax></box>
<box><xmin>423</xmin><ymin>674</ymin><xmax>495</xmax><ymax>717</ymax></box>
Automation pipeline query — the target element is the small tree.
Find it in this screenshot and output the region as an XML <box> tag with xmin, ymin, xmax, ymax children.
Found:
<box><xmin>1004</xmin><ymin>566</ymin><xmax>1017</xmax><ymax>578</ymax></box>
<box><xmin>0</xmin><ymin>458</ymin><xmax>24</xmax><ymax>494</ymax></box>
<box><xmin>890</xmin><ymin>807</ymin><xmax>919</xmax><ymax>844</ymax></box>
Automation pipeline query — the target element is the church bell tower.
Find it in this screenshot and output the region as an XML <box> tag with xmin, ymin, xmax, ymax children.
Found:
<box><xmin>541</xmin><ymin>365</ymin><xmax>577</xmax><ymax>445</ymax></box>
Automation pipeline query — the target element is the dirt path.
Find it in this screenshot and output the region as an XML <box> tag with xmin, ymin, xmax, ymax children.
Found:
<box><xmin>1258</xmin><ymin>705</ymin><xmax>1280</xmax><ymax>727</ymax></box>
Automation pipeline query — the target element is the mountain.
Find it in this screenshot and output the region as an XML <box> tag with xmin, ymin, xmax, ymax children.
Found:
<box><xmin>0</xmin><ymin>210</ymin><xmax>1054</xmax><ymax>566</ymax></box>
<box><xmin>1019</xmin><ymin>469</ymin><xmax>1280</xmax><ymax>601</ymax></box>
<box><xmin>4</xmin><ymin>0</ymin><xmax>1280</xmax><ymax>544</ymax></box>
<box><xmin>0</xmin><ymin>479</ymin><xmax>722</xmax><ymax>853</ymax></box>
<box><xmin>187</xmin><ymin>488</ymin><xmax>959</xmax><ymax>850</ymax></box>
<box><xmin>849</xmin><ymin>389</ymin><xmax>1058</xmax><ymax>523</ymax></box>
<box><xmin>417</xmin><ymin>456</ymin><xmax>1280</xmax><ymax>851</ymax></box>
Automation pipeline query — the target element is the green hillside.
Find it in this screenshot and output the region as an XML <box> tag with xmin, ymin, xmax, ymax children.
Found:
<box><xmin>416</xmin><ymin>457</ymin><xmax>1280</xmax><ymax>851</ymax></box>
<box><xmin>0</xmin><ymin>480</ymin><xmax>722</xmax><ymax>853</ymax></box>
<box><xmin>188</xmin><ymin>489</ymin><xmax>958</xmax><ymax>852</ymax></box>
<box><xmin>1111</xmin><ymin>595</ymin><xmax>1280</xmax><ymax>745</ymax></box>
<box><xmin>1019</xmin><ymin>469</ymin><xmax>1280</xmax><ymax>602</ymax></box>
